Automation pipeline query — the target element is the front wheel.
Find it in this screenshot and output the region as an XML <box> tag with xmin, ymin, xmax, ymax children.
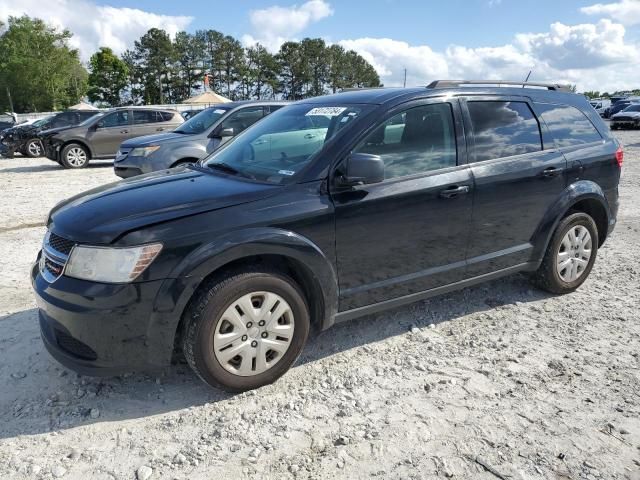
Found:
<box><xmin>25</xmin><ymin>138</ymin><xmax>44</xmax><ymax>158</ymax></box>
<box><xmin>530</xmin><ymin>212</ymin><xmax>599</xmax><ymax>294</ymax></box>
<box><xmin>182</xmin><ymin>269</ymin><xmax>310</xmax><ymax>391</ymax></box>
<box><xmin>60</xmin><ymin>143</ymin><xmax>89</xmax><ymax>168</ymax></box>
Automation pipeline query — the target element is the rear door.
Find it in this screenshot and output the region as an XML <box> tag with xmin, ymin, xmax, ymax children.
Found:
<box><xmin>461</xmin><ymin>96</ymin><xmax>567</xmax><ymax>276</ymax></box>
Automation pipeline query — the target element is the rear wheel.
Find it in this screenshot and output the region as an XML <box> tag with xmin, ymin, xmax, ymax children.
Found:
<box><xmin>60</xmin><ymin>143</ymin><xmax>89</xmax><ymax>168</ymax></box>
<box><xmin>530</xmin><ymin>212</ymin><xmax>598</xmax><ymax>294</ymax></box>
<box><xmin>182</xmin><ymin>269</ymin><xmax>310</xmax><ymax>391</ymax></box>
<box><xmin>25</xmin><ymin>138</ymin><xmax>43</xmax><ymax>158</ymax></box>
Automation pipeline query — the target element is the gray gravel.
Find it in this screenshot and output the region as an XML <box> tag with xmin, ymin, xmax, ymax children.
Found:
<box><xmin>0</xmin><ymin>131</ymin><xmax>638</xmax><ymax>479</ymax></box>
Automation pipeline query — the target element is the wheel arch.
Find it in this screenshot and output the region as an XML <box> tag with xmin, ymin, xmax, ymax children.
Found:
<box><xmin>148</xmin><ymin>228</ymin><xmax>339</xmax><ymax>364</ymax></box>
<box><xmin>61</xmin><ymin>139</ymin><xmax>93</xmax><ymax>159</ymax></box>
<box><xmin>531</xmin><ymin>180</ymin><xmax>612</xmax><ymax>263</ymax></box>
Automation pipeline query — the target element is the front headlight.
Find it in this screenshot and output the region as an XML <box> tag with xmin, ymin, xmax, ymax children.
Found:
<box><xmin>65</xmin><ymin>243</ymin><xmax>163</xmax><ymax>283</ymax></box>
<box><xmin>130</xmin><ymin>145</ymin><xmax>161</xmax><ymax>157</ymax></box>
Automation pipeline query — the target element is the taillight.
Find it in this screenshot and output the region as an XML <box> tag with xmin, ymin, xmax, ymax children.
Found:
<box><xmin>615</xmin><ymin>147</ymin><xmax>624</xmax><ymax>167</ymax></box>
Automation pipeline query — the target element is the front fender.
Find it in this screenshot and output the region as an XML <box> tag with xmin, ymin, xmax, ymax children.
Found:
<box><xmin>147</xmin><ymin>227</ymin><xmax>339</xmax><ymax>364</ymax></box>
<box><xmin>531</xmin><ymin>180</ymin><xmax>611</xmax><ymax>263</ymax></box>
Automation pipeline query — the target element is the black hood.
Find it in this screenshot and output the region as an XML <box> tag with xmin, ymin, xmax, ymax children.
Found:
<box><xmin>120</xmin><ymin>132</ymin><xmax>188</xmax><ymax>148</ymax></box>
<box><xmin>48</xmin><ymin>167</ymin><xmax>279</xmax><ymax>244</ymax></box>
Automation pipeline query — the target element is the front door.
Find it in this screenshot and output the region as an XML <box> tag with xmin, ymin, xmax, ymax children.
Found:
<box><xmin>333</xmin><ymin>100</ymin><xmax>473</xmax><ymax>311</ymax></box>
<box><xmin>90</xmin><ymin>110</ymin><xmax>131</xmax><ymax>157</ymax></box>
<box><xmin>460</xmin><ymin>97</ymin><xmax>567</xmax><ymax>276</ymax></box>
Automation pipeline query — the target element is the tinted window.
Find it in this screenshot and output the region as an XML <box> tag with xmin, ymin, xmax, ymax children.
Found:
<box><xmin>157</xmin><ymin>111</ymin><xmax>175</xmax><ymax>122</ymax></box>
<box><xmin>132</xmin><ymin>110</ymin><xmax>158</xmax><ymax>125</ymax></box>
<box><xmin>220</xmin><ymin>107</ymin><xmax>265</xmax><ymax>135</ymax></box>
<box><xmin>99</xmin><ymin>111</ymin><xmax>129</xmax><ymax>128</ymax></box>
<box><xmin>51</xmin><ymin>112</ymin><xmax>77</xmax><ymax>128</ymax></box>
<box><xmin>355</xmin><ymin>103</ymin><xmax>457</xmax><ymax>179</ymax></box>
<box><xmin>536</xmin><ymin>104</ymin><xmax>602</xmax><ymax>147</ymax></box>
<box><xmin>467</xmin><ymin>101</ymin><xmax>542</xmax><ymax>162</ymax></box>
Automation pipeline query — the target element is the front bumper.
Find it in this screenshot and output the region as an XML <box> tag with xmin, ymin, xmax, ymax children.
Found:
<box><xmin>611</xmin><ymin>119</ymin><xmax>640</xmax><ymax>129</ymax></box>
<box><xmin>31</xmin><ymin>257</ymin><xmax>172</xmax><ymax>376</ymax></box>
<box><xmin>114</xmin><ymin>165</ymin><xmax>143</xmax><ymax>178</ymax></box>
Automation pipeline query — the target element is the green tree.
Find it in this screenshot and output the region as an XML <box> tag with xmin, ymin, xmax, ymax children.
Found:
<box><xmin>0</xmin><ymin>16</ymin><xmax>87</xmax><ymax>112</ymax></box>
<box><xmin>218</xmin><ymin>35</ymin><xmax>245</xmax><ymax>99</ymax></box>
<box><xmin>276</xmin><ymin>41</ymin><xmax>308</xmax><ymax>100</ymax></box>
<box><xmin>172</xmin><ymin>31</ymin><xmax>205</xmax><ymax>102</ymax></box>
<box><xmin>125</xmin><ymin>28</ymin><xmax>175</xmax><ymax>104</ymax></box>
<box><xmin>300</xmin><ymin>38</ymin><xmax>328</xmax><ymax>97</ymax></box>
<box><xmin>237</xmin><ymin>44</ymin><xmax>279</xmax><ymax>100</ymax></box>
<box><xmin>87</xmin><ymin>47</ymin><xmax>128</xmax><ymax>107</ymax></box>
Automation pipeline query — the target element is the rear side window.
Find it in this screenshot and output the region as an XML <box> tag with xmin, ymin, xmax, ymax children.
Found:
<box><xmin>157</xmin><ymin>111</ymin><xmax>175</xmax><ymax>122</ymax></box>
<box><xmin>467</xmin><ymin>101</ymin><xmax>542</xmax><ymax>162</ymax></box>
<box><xmin>133</xmin><ymin>110</ymin><xmax>157</xmax><ymax>125</ymax></box>
<box><xmin>535</xmin><ymin>104</ymin><xmax>602</xmax><ymax>147</ymax></box>
<box><xmin>355</xmin><ymin>103</ymin><xmax>457</xmax><ymax>179</ymax></box>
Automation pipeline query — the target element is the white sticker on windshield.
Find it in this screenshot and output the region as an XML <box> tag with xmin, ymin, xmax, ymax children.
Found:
<box><xmin>278</xmin><ymin>170</ymin><xmax>295</xmax><ymax>176</ymax></box>
<box><xmin>214</xmin><ymin>109</ymin><xmax>226</xmax><ymax>114</ymax></box>
<box><xmin>305</xmin><ymin>107</ymin><xmax>347</xmax><ymax>117</ymax></box>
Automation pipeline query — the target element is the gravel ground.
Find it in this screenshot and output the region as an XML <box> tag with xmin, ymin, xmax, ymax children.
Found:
<box><xmin>0</xmin><ymin>132</ymin><xmax>638</xmax><ymax>480</ymax></box>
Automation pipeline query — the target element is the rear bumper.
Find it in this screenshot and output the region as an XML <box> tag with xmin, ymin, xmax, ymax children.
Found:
<box><xmin>31</xmin><ymin>257</ymin><xmax>172</xmax><ymax>376</ymax></box>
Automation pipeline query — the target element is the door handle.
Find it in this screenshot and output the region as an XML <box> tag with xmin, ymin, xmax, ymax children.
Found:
<box><xmin>156</xmin><ymin>127</ymin><xmax>165</xmax><ymax>131</ymax></box>
<box><xmin>541</xmin><ymin>167</ymin><xmax>563</xmax><ymax>178</ymax></box>
<box><xmin>439</xmin><ymin>185</ymin><xmax>470</xmax><ymax>198</ymax></box>
<box><xmin>304</xmin><ymin>133</ymin><xmax>316</xmax><ymax>139</ymax></box>
<box><xmin>253</xmin><ymin>140</ymin><xmax>267</xmax><ymax>145</ymax></box>
<box><xmin>120</xmin><ymin>130</ymin><xmax>129</xmax><ymax>134</ymax></box>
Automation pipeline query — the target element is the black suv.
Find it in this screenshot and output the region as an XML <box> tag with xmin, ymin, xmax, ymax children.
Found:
<box><xmin>32</xmin><ymin>81</ymin><xmax>621</xmax><ymax>391</ymax></box>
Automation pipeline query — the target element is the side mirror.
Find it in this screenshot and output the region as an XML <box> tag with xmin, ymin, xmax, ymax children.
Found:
<box><xmin>91</xmin><ymin>123</ymin><xmax>100</xmax><ymax>131</ymax></box>
<box><xmin>339</xmin><ymin>153</ymin><xmax>385</xmax><ymax>187</ymax></box>
<box><xmin>209</xmin><ymin>126</ymin><xmax>234</xmax><ymax>139</ymax></box>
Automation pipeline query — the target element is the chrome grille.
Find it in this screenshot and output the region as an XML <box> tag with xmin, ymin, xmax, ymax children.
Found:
<box><xmin>40</xmin><ymin>231</ymin><xmax>74</xmax><ymax>282</ymax></box>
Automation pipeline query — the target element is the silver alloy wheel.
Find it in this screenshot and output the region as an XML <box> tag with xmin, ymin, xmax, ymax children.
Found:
<box><xmin>556</xmin><ymin>225</ymin><xmax>592</xmax><ymax>282</ymax></box>
<box><xmin>213</xmin><ymin>291</ymin><xmax>295</xmax><ymax>376</ymax></box>
<box><xmin>66</xmin><ymin>147</ymin><xmax>87</xmax><ymax>167</ymax></box>
<box><xmin>28</xmin><ymin>140</ymin><xmax>42</xmax><ymax>156</ymax></box>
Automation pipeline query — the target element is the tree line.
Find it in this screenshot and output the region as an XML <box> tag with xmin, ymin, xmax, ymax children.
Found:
<box><xmin>0</xmin><ymin>16</ymin><xmax>381</xmax><ymax>113</ymax></box>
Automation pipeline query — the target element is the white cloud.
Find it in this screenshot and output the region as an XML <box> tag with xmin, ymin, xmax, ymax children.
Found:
<box><xmin>339</xmin><ymin>19</ymin><xmax>640</xmax><ymax>92</ymax></box>
<box><xmin>242</xmin><ymin>0</ymin><xmax>333</xmax><ymax>51</ymax></box>
<box><xmin>0</xmin><ymin>0</ymin><xmax>193</xmax><ymax>61</ymax></box>
<box><xmin>581</xmin><ymin>0</ymin><xmax>640</xmax><ymax>26</ymax></box>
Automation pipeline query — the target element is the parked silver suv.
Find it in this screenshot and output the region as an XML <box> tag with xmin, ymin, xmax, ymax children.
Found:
<box><xmin>114</xmin><ymin>101</ymin><xmax>287</xmax><ymax>178</ymax></box>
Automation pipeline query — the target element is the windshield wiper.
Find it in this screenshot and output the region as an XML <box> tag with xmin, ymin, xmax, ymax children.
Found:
<box><xmin>206</xmin><ymin>162</ymin><xmax>257</xmax><ymax>180</ymax></box>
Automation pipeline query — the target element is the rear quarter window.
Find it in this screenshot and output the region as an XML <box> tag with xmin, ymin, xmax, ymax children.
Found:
<box><xmin>535</xmin><ymin>103</ymin><xmax>602</xmax><ymax>148</ymax></box>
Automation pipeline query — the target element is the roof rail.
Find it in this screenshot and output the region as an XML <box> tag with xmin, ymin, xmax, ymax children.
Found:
<box><xmin>426</xmin><ymin>80</ymin><xmax>573</xmax><ymax>92</ymax></box>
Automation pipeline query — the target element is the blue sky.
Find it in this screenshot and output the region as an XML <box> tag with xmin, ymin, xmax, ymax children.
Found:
<box><xmin>1</xmin><ymin>0</ymin><xmax>639</xmax><ymax>91</ymax></box>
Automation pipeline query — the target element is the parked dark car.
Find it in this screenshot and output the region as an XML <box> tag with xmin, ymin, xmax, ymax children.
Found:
<box><xmin>39</xmin><ymin>107</ymin><xmax>184</xmax><ymax>168</ymax></box>
<box><xmin>32</xmin><ymin>81</ymin><xmax>621</xmax><ymax>391</ymax></box>
<box><xmin>610</xmin><ymin>104</ymin><xmax>640</xmax><ymax>129</ymax></box>
<box><xmin>604</xmin><ymin>99</ymin><xmax>640</xmax><ymax>119</ymax></box>
<box><xmin>0</xmin><ymin>110</ymin><xmax>99</xmax><ymax>158</ymax></box>
<box><xmin>114</xmin><ymin>101</ymin><xmax>287</xmax><ymax>178</ymax></box>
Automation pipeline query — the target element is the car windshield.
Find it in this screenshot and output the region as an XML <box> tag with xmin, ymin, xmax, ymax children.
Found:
<box><xmin>203</xmin><ymin>103</ymin><xmax>371</xmax><ymax>184</ymax></box>
<box><xmin>622</xmin><ymin>105</ymin><xmax>640</xmax><ymax>112</ymax></box>
<box><xmin>33</xmin><ymin>116</ymin><xmax>54</xmax><ymax>127</ymax></box>
<box><xmin>174</xmin><ymin>107</ymin><xmax>230</xmax><ymax>134</ymax></box>
<box><xmin>79</xmin><ymin>112</ymin><xmax>104</xmax><ymax>126</ymax></box>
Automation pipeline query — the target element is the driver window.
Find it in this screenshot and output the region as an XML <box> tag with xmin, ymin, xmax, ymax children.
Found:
<box><xmin>221</xmin><ymin>107</ymin><xmax>264</xmax><ymax>135</ymax></box>
<box><xmin>99</xmin><ymin>111</ymin><xmax>129</xmax><ymax>128</ymax></box>
<box><xmin>354</xmin><ymin>103</ymin><xmax>457</xmax><ymax>180</ymax></box>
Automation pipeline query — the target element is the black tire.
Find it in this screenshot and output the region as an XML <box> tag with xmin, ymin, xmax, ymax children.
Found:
<box><xmin>171</xmin><ymin>159</ymin><xmax>197</xmax><ymax>168</ymax></box>
<box><xmin>530</xmin><ymin>212</ymin><xmax>599</xmax><ymax>294</ymax></box>
<box><xmin>60</xmin><ymin>143</ymin><xmax>90</xmax><ymax>169</ymax></box>
<box><xmin>24</xmin><ymin>138</ymin><xmax>43</xmax><ymax>158</ymax></box>
<box><xmin>182</xmin><ymin>269</ymin><xmax>310</xmax><ymax>391</ymax></box>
